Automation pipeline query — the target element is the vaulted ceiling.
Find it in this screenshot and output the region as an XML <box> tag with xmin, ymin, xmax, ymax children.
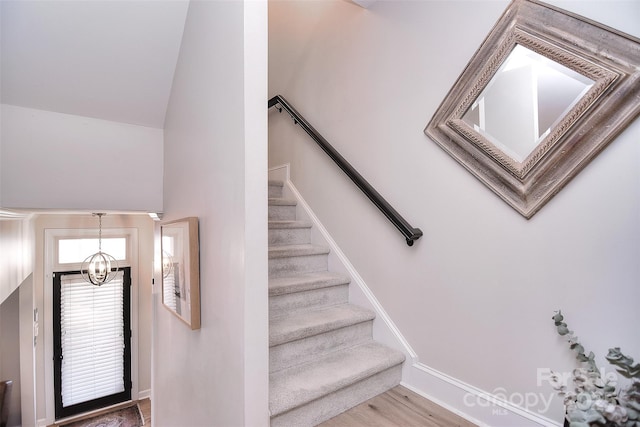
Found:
<box><xmin>1</xmin><ymin>0</ymin><xmax>189</xmax><ymax>129</ymax></box>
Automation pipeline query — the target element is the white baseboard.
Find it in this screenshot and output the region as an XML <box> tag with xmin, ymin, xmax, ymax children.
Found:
<box><xmin>268</xmin><ymin>163</ymin><xmax>289</xmax><ymax>183</ymax></box>
<box><xmin>403</xmin><ymin>362</ymin><xmax>561</xmax><ymax>427</ymax></box>
<box><xmin>267</xmin><ymin>164</ymin><xmax>563</xmax><ymax>427</ymax></box>
<box><xmin>137</xmin><ymin>388</ymin><xmax>151</xmax><ymax>400</ymax></box>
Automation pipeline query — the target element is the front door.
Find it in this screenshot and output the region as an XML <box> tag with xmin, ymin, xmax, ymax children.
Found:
<box><xmin>53</xmin><ymin>267</ymin><xmax>131</xmax><ymax>419</ymax></box>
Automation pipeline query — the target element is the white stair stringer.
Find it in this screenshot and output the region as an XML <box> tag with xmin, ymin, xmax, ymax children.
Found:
<box><xmin>268</xmin><ymin>179</ymin><xmax>405</xmax><ymax>426</ymax></box>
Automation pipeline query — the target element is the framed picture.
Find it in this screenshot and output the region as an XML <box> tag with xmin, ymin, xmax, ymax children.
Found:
<box><xmin>160</xmin><ymin>217</ymin><xmax>201</xmax><ymax>330</ymax></box>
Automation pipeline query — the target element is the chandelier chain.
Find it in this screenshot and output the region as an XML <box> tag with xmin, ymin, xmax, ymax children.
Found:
<box><xmin>81</xmin><ymin>212</ymin><xmax>118</xmax><ymax>286</ymax></box>
<box><xmin>98</xmin><ymin>213</ymin><xmax>103</xmax><ymax>251</ymax></box>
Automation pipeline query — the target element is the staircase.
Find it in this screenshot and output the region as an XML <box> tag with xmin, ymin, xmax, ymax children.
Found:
<box><xmin>268</xmin><ymin>179</ymin><xmax>406</xmax><ymax>426</ymax></box>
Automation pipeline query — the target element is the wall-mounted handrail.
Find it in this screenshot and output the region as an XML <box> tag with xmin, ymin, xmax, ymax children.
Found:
<box><xmin>268</xmin><ymin>95</ymin><xmax>423</xmax><ymax>246</ymax></box>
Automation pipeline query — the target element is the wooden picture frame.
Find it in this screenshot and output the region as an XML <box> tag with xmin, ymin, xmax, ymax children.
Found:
<box><xmin>160</xmin><ymin>217</ymin><xmax>200</xmax><ymax>330</ymax></box>
<box><xmin>424</xmin><ymin>0</ymin><xmax>640</xmax><ymax>218</ymax></box>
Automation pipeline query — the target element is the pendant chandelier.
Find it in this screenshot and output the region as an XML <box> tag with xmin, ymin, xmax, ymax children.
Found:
<box><xmin>80</xmin><ymin>213</ymin><xmax>119</xmax><ymax>286</ymax></box>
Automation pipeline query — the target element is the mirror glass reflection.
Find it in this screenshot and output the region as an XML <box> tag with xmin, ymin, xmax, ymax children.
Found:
<box><xmin>161</xmin><ymin>222</ymin><xmax>190</xmax><ymax>323</ymax></box>
<box><xmin>462</xmin><ymin>44</ymin><xmax>594</xmax><ymax>162</ymax></box>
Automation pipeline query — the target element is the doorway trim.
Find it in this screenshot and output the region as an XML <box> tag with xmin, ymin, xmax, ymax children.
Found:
<box><xmin>53</xmin><ymin>267</ymin><xmax>132</xmax><ymax>419</ymax></box>
<box><xmin>44</xmin><ymin>227</ymin><xmax>139</xmax><ymax>425</ymax></box>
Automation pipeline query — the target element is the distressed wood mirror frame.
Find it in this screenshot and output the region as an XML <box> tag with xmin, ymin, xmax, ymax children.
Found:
<box><xmin>425</xmin><ymin>0</ymin><xmax>640</xmax><ymax>218</ymax></box>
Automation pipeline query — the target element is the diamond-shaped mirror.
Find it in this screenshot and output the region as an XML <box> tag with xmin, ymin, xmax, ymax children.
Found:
<box><xmin>425</xmin><ymin>0</ymin><xmax>640</xmax><ymax>218</ymax></box>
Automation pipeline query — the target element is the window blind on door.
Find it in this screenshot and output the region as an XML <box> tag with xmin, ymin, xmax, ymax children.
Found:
<box><xmin>60</xmin><ymin>271</ymin><xmax>125</xmax><ymax>408</ymax></box>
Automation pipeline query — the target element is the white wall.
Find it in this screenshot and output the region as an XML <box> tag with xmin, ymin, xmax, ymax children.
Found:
<box><xmin>0</xmin><ymin>286</ymin><xmax>22</xmax><ymax>427</ymax></box>
<box><xmin>19</xmin><ymin>275</ymin><xmax>35</xmax><ymax>427</ymax></box>
<box><xmin>268</xmin><ymin>1</ymin><xmax>640</xmax><ymax>425</ymax></box>
<box><xmin>0</xmin><ymin>217</ymin><xmax>34</xmax><ymax>427</ymax></box>
<box><xmin>0</xmin><ymin>0</ymin><xmax>3</xmax><ymax>208</ymax></box>
<box><xmin>0</xmin><ymin>0</ymin><xmax>188</xmax><ymax>129</ymax></box>
<box><xmin>0</xmin><ymin>216</ymin><xmax>33</xmax><ymax>305</ymax></box>
<box><xmin>0</xmin><ymin>105</ymin><xmax>163</xmax><ymax>212</ymax></box>
<box><xmin>154</xmin><ymin>0</ymin><xmax>268</xmax><ymax>425</ymax></box>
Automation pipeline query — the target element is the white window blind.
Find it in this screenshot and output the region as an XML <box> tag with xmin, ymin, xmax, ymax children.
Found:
<box><xmin>60</xmin><ymin>271</ymin><xmax>125</xmax><ymax>408</ymax></box>
<box><xmin>163</xmin><ymin>264</ymin><xmax>178</xmax><ymax>312</ymax></box>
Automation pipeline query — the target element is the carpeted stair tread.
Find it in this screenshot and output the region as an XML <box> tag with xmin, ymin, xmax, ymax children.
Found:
<box><xmin>270</xmin><ymin>304</ymin><xmax>374</xmax><ymax>347</ymax></box>
<box><xmin>269</xmin><ymin>197</ymin><xmax>297</xmax><ymax>206</ymax></box>
<box><xmin>268</xmin><ymin>220</ymin><xmax>313</xmax><ymax>229</ymax></box>
<box><xmin>268</xmin><ymin>244</ymin><xmax>329</xmax><ymax>259</ymax></box>
<box><xmin>267</xmin><ymin>176</ymin><xmax>406</xmax><ymax>425</ymax></box>
<box><xmin>269</xmin><ymin>272</ymin><xmax>350</xmax><ymax>297</ymax></box>
<box><xmin>269</xmin><ymin>341</ymin><xmax>406</xmax><ymax>417</ymax></box>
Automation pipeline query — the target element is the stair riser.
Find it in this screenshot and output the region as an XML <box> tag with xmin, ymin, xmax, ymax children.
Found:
<box><xmin>269</xmin><ymin>274</ymin><xmax>351</xmax><ymax>298</ymax></box>
<box><xmin>270</xmin><ymin>323</ymin><xmax>372</xmax><ymax>373</ymax></box>
<box><xmin>269</xmin><ymin>184</ymin><xmax>283</xmax><ymax>198</ymax></box>
<box><xmin>269</xmin><ymin>254</ymin><xmax>328</xmax><ymax>278</ymax></box>
<box><xmin>269</xmin><ymin>205</ymin><xmax>297</xmax><ymax>221</ymax></box>
<box><xmin>269</xmin><ymin>227</ymin><xmax>311</xmax><ymax>246</ymax></box>
<box><xmin>269</xmin><ymin>285</ymin><xmax>348</xmax><ymax>319</ymax></box>
<box><xmin>270</xmin><ymin>364</ymin><xmax>403</xmax><ymax>426</ymax></box>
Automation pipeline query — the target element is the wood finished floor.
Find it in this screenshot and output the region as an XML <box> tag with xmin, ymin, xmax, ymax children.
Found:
<box><xmin>49</xmin><ymin>399</ymin><xmax>150</xmax><ymax>427</ymax></box>
<box><xmin>319</xmin><ymin>386</ymin><xmax>477</xmax><ymax>427</ymax></box>
<box><xmin>138</xmin><ymin>398</ymin><xmax>151</xmax><ymax>425</ymax></box>
<box><xmin>137</xmin><ymin>386</ymin><xmax>474</xmax><ymax>427</ymax></box>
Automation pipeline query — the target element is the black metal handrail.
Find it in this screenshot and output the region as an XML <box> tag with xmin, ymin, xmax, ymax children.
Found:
<box><xmin>268</xmin><ymin>95</ymin><xmax>423</xmax><ymax>246</ymax></box>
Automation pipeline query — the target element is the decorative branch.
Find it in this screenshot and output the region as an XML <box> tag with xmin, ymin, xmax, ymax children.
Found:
<box><xmin>551</xmin><ymin>310</ymin><xmax>640</xmax><ymax>427</ymax></box>
<box><xmin>606</xmin><ymin>349</ymin><xmax>640</xmax><ymax>380</ymax></box>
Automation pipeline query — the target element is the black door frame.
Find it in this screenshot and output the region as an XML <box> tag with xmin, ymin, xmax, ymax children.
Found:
<box><xmin>53</xmin><ymin>267</ymin><xmax>132</xmax><ymax>419</ymax></box>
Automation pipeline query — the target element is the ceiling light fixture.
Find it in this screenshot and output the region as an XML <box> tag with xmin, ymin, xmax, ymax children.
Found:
<box><xmin>80</xmin><ymin>213</ymin><xmax>119</xmax><ymax>286</ymax></box>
